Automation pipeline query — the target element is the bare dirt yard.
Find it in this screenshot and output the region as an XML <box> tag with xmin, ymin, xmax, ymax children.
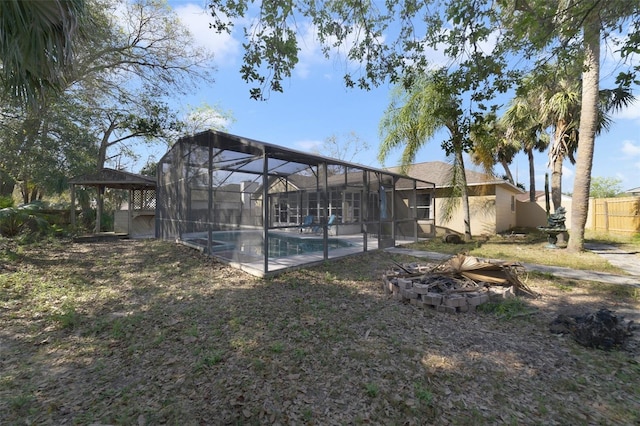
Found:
<box><xmin>1</xmin><ymin>239</ymin><xmax>639</xmax><ymax>425</ymax></box>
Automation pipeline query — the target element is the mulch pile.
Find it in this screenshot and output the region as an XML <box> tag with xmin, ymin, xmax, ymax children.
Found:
<box><xmin>549</xmin><ymin>308</ymin><xmax>636</xmax><ymax>350</ymax></box>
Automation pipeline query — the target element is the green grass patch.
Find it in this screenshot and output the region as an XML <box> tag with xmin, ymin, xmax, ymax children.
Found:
<box><xmin>51</xmin><ymin>303</ymin><xmax>81</xmax><ymax>329</ymax></box>
<box><xmin>269</xmin><ymin>342</ymin><xmax>285</xmax><ymax>353</ymax></box>
<box><xmin>196</xmin><ymin>351</ymin><xmax>225</xmax><ymax>370</ymax></box>
<box><xmin>477</xmin><ymin>297</ymin><xmax>533</xmax><ymax>319</ymax></box>
<box><xmin>581</xmin><ymin>281</ymin><xmax>640</xmax><ymax>300</ymax></box>
<box><xmin>8</xmin><ymin>393</ymin><xmax>35</xmax><ymax>416</ymax></box>
<box><xmin>405</xmin><ymin>230</ymin><xmax>627</xmax><ymax>273</ymax></box>
<box><xmin>365</xmin><ymin>383</ymin><xmax>379</xmax><ymax>398</ymax></box>
<box><xmin>414</xmin><ymin>383</ymin><xmax>434</xmax><ymax>405</ymax></box>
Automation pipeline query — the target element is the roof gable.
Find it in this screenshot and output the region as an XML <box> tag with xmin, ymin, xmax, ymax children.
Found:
<box><xmin>387</xmin><ymin>161</ymin><xmax>520</xmax><ymax>191</ymax></box>
<box><xmin>69</xmin><ymin>168</ymin><xmax>156</xmax><ymax>189</ymax></box>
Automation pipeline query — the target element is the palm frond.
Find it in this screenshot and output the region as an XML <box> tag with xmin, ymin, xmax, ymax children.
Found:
<box><xmin>0</xmin><ymin>0</ymin><xmax>86</xmax><ymax>105</ymax></box>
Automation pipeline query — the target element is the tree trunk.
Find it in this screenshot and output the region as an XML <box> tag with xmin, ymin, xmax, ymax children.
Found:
<box><xmin>95</xmin><ymin>185</ymin><xmax>104</xmax><ymax>233</ymax></box>
<box><xmin>97</xmin><ymin>121</ymin><xmax>118</xmax><ymax>171</ymax></box>
<box><xmin>30</xmin><ymin>186</ymin><xmax>39</xmax><ymax>203</ymax></box>
<box><xmin>0</xmin><ymin>170</ymin><xmax>16</xmax><ymax>197</ymax></box>
<box><xmin>97</xmin><ymin>138</ymin><xmax>109</xmax><ymax>171</ymax></box>
<box><xmin>551</xmin><ymin>152</ymin><xmax>563</xmax><ymax>211</ymax></box>
<box><xmin>500</xmin><ymin>159</ymin><xmax>515</xmax><ymax>185</ymax></box>
<box><xmin>20</xmin><ymin>182</ymin><xmax>39</xmax><ymax>204</ymax></box>
<box><xmin>549</xmin><ymin>114</ymin><xmax>571</xmax><ymax>212</ymax></box>
<box><xmin>455</xmin><ymin>148</ymin><xmax>472</xmax><ymax>241</ymax></box>
<box><xmin>568</xmin><ymin>16</ymin><xmax>600</xmax><ymax>252</ymax></box>
<box><xmin>21</xmin><ymin>182</ymin><xmax>29</xmax><ymax>204</ymax></box>
<box><xmin>527</xmin><ymin>148</ymin><xmax>536</xmax><ymax>202</ymax></box>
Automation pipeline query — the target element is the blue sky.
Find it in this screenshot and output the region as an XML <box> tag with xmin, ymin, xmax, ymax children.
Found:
<box><xmin>152</xmin><ymin>1</ymin><xmax>640</xmax><ymax>194</ymax></box>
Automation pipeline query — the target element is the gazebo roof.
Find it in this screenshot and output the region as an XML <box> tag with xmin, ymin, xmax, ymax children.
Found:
<box><xmin>69</xmin><ymin>168</ymin><xmax>156</xmax><ymax>190</ymax></box>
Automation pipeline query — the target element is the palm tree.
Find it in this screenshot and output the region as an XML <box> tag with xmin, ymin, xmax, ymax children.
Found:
<box><xmin>501</xmin><ymin>89</ymin><xmax>550</xmax><ymax>202</ymax></box>
<box><xmin>471</xmin><ymin>82</ymin><xmax>551</xmax><ymax>204</ymax></box>
<box><xmin>0</xmin><ymin>0</ymin><xmax>85</xmax><ymax>105</ymax></box>
<box><xmin>497</xmin><ymin>0</ymin><xmax>637</xmax><ymax>252</ymax></box>
<box><xmin>504</xmin><ymin>65</ymin><xmax>581</xmax><ymax>211</ymax></box>
<box><xmin>540</xmin><ymin>77</ymin><xmax>581</xmax><ymax>211</ymax></box>
<box><xmin>568</xmin><ymin>10</ymin><xmax>601</xmax><ymax>253</ymax></box>
<box><xmin>470</xmin><ymin>116</ymin><xmax>521</xmax><ymax>186</ymax></box>
<box><xmin>505</xmin><ymin>64</ymin><xmax>633</xmax><ymax>215</ymax></box>
<box><xmin>378</xmin><ymin>70</ymin><xmax>473</xmax><ymax>241</ymax></box>
<box><xmin>542</xmin><ymin>72</ymin><xmax>634</xmax><ymax>217</ymax></box>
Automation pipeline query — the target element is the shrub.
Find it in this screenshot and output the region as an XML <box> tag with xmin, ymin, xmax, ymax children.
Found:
<box><xmin>0</xmin><ymin>203</ymin><xmax>50</xmax><ymax>237</ymax></box>
<box><xmin>0</xmin><ymin>195</ymin><xmax>14</xmax><ymax>209</ymax></box>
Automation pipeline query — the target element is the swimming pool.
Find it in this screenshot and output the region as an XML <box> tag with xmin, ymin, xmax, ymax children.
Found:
<box><xmin>187</xmin><ymin>231</ymin><xmax>353</xmax><ymax>259</ymax></box>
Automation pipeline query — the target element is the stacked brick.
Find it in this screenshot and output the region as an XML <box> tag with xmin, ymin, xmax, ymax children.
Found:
<box><xmin>382</xmin><ymin>264</ymin><xmax>493</xmax><ymax>312</ymax></box>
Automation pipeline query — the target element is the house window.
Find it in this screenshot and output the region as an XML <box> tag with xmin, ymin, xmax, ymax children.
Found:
<box><xmin>328</xmin><ymin>190</ymin><xmax>342</xmax><ymax>219</ymax></box>
<box><xmin>511</xmin><ymin>195</ymin><xmax>515</xmax><ymax>212</ymax></box>
<box><xmin>288</xmin><ymin>193</ymin><xmax>299</xmax><ymax>225</ymax></box>
<box><xmin>368</xmin><ymin>192</ymin><xmax>380</xmax><ymax>220</ymax></box>
<box><xmin>413</xmin><ymin>193</ymin><xmax>431</xmax><ymax>219</ymax></box>
<box><xmin>307</xmin><ymin>192</ymin><xmax>318</xmax><ymax>219</ymax></box>
<box><xmin>343</xmin><ymin>192</ymin><xmax>360</xmax><ymax>222</ymax></box>
<box><xmin>274</xmin><ymin>202</ymin><xmax>288</xmax><ymax>223</ymax></box>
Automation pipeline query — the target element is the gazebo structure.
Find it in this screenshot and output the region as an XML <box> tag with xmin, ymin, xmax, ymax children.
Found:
<box><xmin>69</xmin><ymin>168</ymin><xmax>156</xmax><ymax>236</ymax></box>
<box><xmin>156</xmin><ymin>130</ymin><xmax>436</xmax><ymax>276</ymax></box>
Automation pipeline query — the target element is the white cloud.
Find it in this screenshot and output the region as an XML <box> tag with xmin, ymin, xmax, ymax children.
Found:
<box><xmin>561</xmin><ymin>165</ymin><xmax>573</xmax><ymax>178</ymax></box>
<box><xmin>173</xmin><ymin>3</ymin><xmax>240</xmax><ymax>67</ymax></box>
<box><xmin>600</xmin><ymin>23</ymin><xmax>639</xmax><ymax>81</ymax></box>
<box><xmin>294</xmin><ymin>23</ymin><xmax>326</xmax><ymax>79</ymax></box>
<box><xmin>296</xmin><ymin>139</ymin><xmax>322</xmax><ymax>151</ymax></box>
<box><xmin>170</xmin><ymin>6</ymin><xmax>477</xmax><ymax>83</ymax></box>
<box><xmin>621</xmin><ymin>140</ymin><xmax>640</xmax><ymax>157</ymax></box>
<box><xmin>183</xmin><ymin>109</ymin><xmax>231</xmax><ymax>133</ymax></box>
<box><xmin>293</xmin><ymin>22</ymin><xmax>374</xmax><ymax>80</ymax></box>
<box><xmin>601</xmin><ymin>35</ymin><xmax>625</xmax><ymax>71</ymax></box>
<box><xmin>613</xmin><ymin>101</ymin><xmax>640</xmax><ymax>122</ymax></box>
<box><xmin>169</xmin><ymin>4</ymin><xmax>498</xmax><ymax>84</ymax></box>
<box><xmin>560</xmin><ymin>164</ymin><xmax>575</xmax><ymax>192</ymax></box>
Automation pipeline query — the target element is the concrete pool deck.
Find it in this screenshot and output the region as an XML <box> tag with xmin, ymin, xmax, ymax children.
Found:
<box><xmin>180</xmin><ymin>231</ymin><xmax>418</xmax><ymax>277</ymax></box>
<box><xmin>222</xmin><ymin>234</ymin><xmax>383</xmax><ymax>276</ymax></box>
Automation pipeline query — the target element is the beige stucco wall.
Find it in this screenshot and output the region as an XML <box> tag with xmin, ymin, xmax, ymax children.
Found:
<box><xmin>516</xmin><ymin>201</ymin><xmax>547</xmax><ymax>228</ymax></box>
<box><xmin>516</xmin><ymin>197</ymin><xmax>575</xmax><ymax>230</ymax></box>
<box><xmin>435</xmin><ymin>184</ymin><xmax>612</xmax><ymax>235</ymax></box>
<box><xmin>494</xmin><ymin>186</ymin><xmax>518</xmax><ymax>233</ymax></box>
<box><xmin>435</xmin><ymin>184</ymin><xmax>523</xmax><ymax>236</ymax></box>
<box><xmin>436</xmin><ymin>195</ymin><xmax>497</xmax><ymax>236</ymax></box>
<box><xmin>114</xmin><ymin>210</ymin><xmax>155</xmax><ymax>236</ymax></box>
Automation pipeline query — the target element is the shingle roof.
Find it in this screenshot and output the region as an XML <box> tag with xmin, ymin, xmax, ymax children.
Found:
<box><xmin>516</xmin><ymin>191</ymin><xmax>573</xmax><ymax>202</ymax></box>
<box><xmin>386</xmin><ymin>161</ymin><xmax>516</xmax><ymax>189</ymax></box>
<box><xmin>516</xmin><ymin>190</ymin><xmax>545</xmax><ymax>202</ymax></box>
<box><xmin>69</xmin><ymin>168</ymin><xmax>156</xmax><ymax>189</ymax></box>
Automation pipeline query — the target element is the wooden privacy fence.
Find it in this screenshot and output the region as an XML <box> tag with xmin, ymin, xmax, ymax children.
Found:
<box><xmin>591</xmin><ymin>196</ymin><xmax>640</xmax><ymax>235</ymax></box>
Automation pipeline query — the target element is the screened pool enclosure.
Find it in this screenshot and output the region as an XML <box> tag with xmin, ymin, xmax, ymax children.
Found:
<box><xmin>156</xmin><ymin>130</ymin><xmax>436</xmax><ymax>276</ymax></box>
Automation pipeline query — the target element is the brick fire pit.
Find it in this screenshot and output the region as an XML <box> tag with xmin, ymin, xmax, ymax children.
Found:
<box><xmin>382</xmin><ymin>255</ymin><xmax>534</xmax><ymax>313</ymax></box>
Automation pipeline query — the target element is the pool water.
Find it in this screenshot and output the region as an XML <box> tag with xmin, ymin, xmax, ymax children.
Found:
<box><xmin>192</xmin><ymin>231</ymin><xmax>352</xmax><ymax>259</ymax></box>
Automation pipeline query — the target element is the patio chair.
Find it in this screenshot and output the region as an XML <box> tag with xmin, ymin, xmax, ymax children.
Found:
<box><xmin>300</xmin><ymin>215</ymin><xmax>314</xmax><ymax>233</ymax></box>
<box><xmin>313</xmin><ymin>214</ymin><xmax>337</xmax><ymax>234</ymax></box>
